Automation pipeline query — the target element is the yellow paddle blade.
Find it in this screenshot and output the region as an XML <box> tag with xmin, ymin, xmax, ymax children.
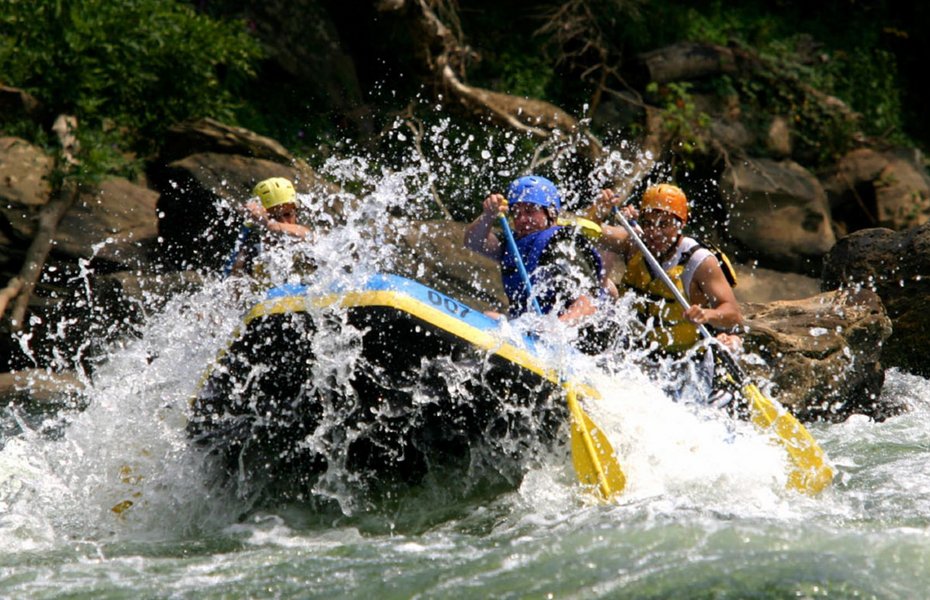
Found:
<box><xmin>742</xmin><ymin>381</ymin><xmax>835</xmax><ymax>495</ymax></box>
<box><xmin>566</xmin><ymin>388</ymin><xmax>626</xmax><ymax>500</ymax></box>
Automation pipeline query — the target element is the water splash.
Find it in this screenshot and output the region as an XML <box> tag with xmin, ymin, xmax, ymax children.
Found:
<box><xmin>0</xmin><ymin>117</ymin><xmax>872</xmax><ymax>552</ymax></box>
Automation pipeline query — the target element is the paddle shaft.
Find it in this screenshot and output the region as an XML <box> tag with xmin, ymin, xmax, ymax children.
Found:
<box><xmin>499</xmin><ymin>211</ymin><xmax>622</xmax><ymax>499</ymax></box>
<box><xmin>611</xmin><ymin>208</ymin><xmax>716</xmax><ymax>340</ymax></box>
<box><xmin>498</xmin><ymin>214</ymin><xmax>543</xmax><ymax>315</ymax></box>
<box><xmin>612</xmin><ymin>207</ymin><xmax>833</xmax><ymax>493</ymax></box>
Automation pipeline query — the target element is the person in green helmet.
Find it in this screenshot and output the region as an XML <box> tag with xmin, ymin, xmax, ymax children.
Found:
<box><xmin>226</xmin><ymin>177</ymin><xmax>313</xmax><ymax>278</ymax></box>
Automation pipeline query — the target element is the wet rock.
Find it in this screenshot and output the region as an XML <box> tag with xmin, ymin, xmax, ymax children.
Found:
<box><xmin>721</xmin><ymin>157</ymin><xmax>835</xmax><ymax>274</ymax></box>
<box><xmin>90</xmin><ymin>270</ymin><xmax>204</xmax><ymax>331</ymax></box>
<box><xmin>0</xmin><ymin>369</ymin><xmax>85</xmax><ymax>413</ymax></box>
<box><xmin>0</xmin><ymin>137</ymin><xmax>53</xmax><ymax>240</ymax></box>
<box><xmin>742</xmin><ymin>288</ymin><xmax>895</xmax><ymax>421</ymax></box>
<box><xmin>822</xmin><ymin>223</ymin><xmax>930</xmax><ymax>377</ymax></box>
<box><xmin>54</xmin><ymin>177</ymin><xmax>160</xmax><ymax>272</ymax></box>
<box><xmin>159</xmin><ymin>117</ymin><xmax>294</xmax><ymax>165</ymax></box>
<box><xmin>822</xmin><ymin>147</ymin><xmax>930</xmax><ymax>235</ymax></box>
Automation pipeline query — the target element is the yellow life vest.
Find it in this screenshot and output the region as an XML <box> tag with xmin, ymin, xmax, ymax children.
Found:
<box><xmin>620</xmin><ymin>251</ymin><xmax>702</xmax><ymax>354</ymax></box>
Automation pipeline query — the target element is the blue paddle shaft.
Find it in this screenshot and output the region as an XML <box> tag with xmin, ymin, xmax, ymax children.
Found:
<box><xmin>499</xmin><ymin>214</ymin><xmax>543</xmax><ymax>316</ymax></box>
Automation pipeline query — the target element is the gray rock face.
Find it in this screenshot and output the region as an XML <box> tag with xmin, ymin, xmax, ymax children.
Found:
<box><xmin>822</xmin><ymin>223</ymin><xmax>930</xmax><ymax>377</ymax></box>
<box><xmin>721</xmin><ymin>157</ymin><xmax>836</xmax><ymax>273</ymax></box>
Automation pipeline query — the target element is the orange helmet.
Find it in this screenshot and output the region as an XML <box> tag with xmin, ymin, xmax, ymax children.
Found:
<box><xmin>641</xmin><ymin>184</ymin><xmax>688</xmax><ymax>224</ymax></box>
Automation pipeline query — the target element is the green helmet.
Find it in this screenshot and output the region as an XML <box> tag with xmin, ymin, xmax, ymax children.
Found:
<box><xmin>253</xmin><ymin>177</ymin><xmax>296</xmax><ymax>209</ymax></box>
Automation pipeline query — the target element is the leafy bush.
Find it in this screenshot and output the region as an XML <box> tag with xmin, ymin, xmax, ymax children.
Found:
<box><xmin>645</xmin><ymin>81</ymin><xmax>711</xmax><ymax>162</ymax></box>
<box><xmin>0</xmin><ymin>0</ymin><xmax>262</xmax><ymax>152</ymax></box>
<box><xmin>644</xmin><ymin>0</ymin><xmax>915</xmax><ymax>161</ymax></box>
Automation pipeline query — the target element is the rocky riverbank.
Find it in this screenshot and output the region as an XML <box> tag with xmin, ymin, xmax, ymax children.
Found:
<box><xmin>1</xmin><ymin>113</ymin><xmax>927</xmax><ymax>421</ymax></box>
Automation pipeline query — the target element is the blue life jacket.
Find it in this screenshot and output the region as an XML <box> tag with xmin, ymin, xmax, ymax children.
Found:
<box><xmin>500</xmin><ymin>226</ymin><xmax>603</xmax><ymax>317</ymax></box>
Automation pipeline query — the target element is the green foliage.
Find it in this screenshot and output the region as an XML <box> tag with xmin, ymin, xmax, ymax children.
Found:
<box><xmin>824</xmin><ymin>48</ymin><xmax>907</xmax><ymax>142</ymax></box>
<box><xmin>496</xmin><ymin>52</ymin><xmax>554</xmax><ymax>100</ymax></box>
<box><xmin>0</xmin><ymin>0</ymin><xmax>262</xmax><ymax>152</ymax></box>
<box><xmin>641</xmin><ymin>0</ymin><xmax>917</xmax><ymax>161</ymax></box>
<box><xmin>69</xmin><ymin>128</ymin><xmax>144</xmax><ymax>186</ymax></box>
<box><xmin>645</xmin><ymin>81</ymin><xmax>711</xmax><ymax>165</ymax></box>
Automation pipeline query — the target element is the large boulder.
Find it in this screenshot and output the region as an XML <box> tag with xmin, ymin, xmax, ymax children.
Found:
<box><xmin>822</xmin><ymin>147</ymin><xmax>930</xmax><ymax>236</ymax></box>
<box><xmin>720</xmin><ymin>157</ymin><xmax>836</xmax><ymax>274</ymax></box>
<box><xmin>741</xmin><ymin>288</ymin><xmax>895</xmax><ymax>421</ymax></box>
<box><xmin>732</xmin><ymin>263</ymin><xmax>820</xmax><ymax>304</ymax></box>
<box><xmin>159</xmin><ymin>118</ymin><xmax>294</xmax><ymax>165</ymax></box>
<box><xmin>0</xmin><ymin>369</ymin><xmax>85</xmax><ymax>413</ymax></box>
<box><xmin>89</xmin><ymin>269</ymin><xmax>204</xmax><ymax>334</ymax></box>
<box><xmin>54</xmin><ymin>177</ymin><xmax>160</xmax><ymax>272</ymax></box>
<box><xmin>822</xmin><ymin>223</ymin><xmax>930</xmax><ymax>377</ymax></box>
<box><xmin>0</xmin><ymin>137</ymin><xmax>53</xmax><ymax>240</ymax></box>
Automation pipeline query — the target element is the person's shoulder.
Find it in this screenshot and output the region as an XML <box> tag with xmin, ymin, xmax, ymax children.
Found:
<box><xmin>682</xmin><ymin>237</ymin><xmax>738</xmax><ymax>286</ymax></box>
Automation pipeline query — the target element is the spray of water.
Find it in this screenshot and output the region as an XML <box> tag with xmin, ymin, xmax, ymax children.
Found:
<box><xmin>0</xmin><ymin>115</ymin><xmax>820</xmax><ymax>547</ymax></box>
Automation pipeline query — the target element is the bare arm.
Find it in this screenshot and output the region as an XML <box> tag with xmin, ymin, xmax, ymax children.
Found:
<box><xmin>246</xmin><ymin>201</ymin><xmax>313</xmax><ymax>239</ymax></box>
<box><xmin>588</xmin><ymin>189</ymin><xmax>638</xmax><ymax>256</ymax></box>
<box><xmin>463</xmin><ymin>193</ymin><xmax>506</xmax><ymax>259</ymax></box>
<box><xmin>685</xmin><ymin>257</ymin><xmax>743</xmax><ymax>331</ymax></box>
<box><xmin>559</xmin><ymin>294</ymin><xmax>597</xmax><ymax>323</ymax></box>
<box><xmin>267</xmin><ymin>221</ymin><xmax>312</xmax><ymax>238</ymax></box>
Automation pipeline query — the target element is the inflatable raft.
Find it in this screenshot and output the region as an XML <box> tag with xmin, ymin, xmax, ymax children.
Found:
<box><xmin>188</xmin><ymin>273</ymin><xmax>833</xmax><ymax>502</ymax></box>
<box><xmin>187</xmin><ymin>274</ymin><xmax>591</xmax><ymax>499</ymax></box>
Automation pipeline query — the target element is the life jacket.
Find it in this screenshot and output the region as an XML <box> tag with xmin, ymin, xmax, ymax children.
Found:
<box><xmin>621</xmin><ymin>236</ymin><xmax>714</xmax><ymax>354</ymax></box>
<box><xmin>501</xmin><ymin>226</ymin><xmax>604</xmax><ymax>317</ymax></box>
<box><xmin>224</xmin><ymin>223</ymin><xmax>314</xmax><ymax>287</ymax></box>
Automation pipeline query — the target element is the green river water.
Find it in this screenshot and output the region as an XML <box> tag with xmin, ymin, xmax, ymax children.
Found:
<box><xmin>0</xmin><ymin>274</ymin><xmax>927</xmax><ymax>599</ymax></box>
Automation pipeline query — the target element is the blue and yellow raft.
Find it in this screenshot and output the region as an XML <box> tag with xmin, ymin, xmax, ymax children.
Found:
<box><xmin>188</xmin><ymin>274</ymin><xmax>590</xmax><ymax>499</ymax></box>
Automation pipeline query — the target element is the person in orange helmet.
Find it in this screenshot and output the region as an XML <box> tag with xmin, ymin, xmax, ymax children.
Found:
<box><xmin>589</xmin><ymin>183</ymin><xmax>742</xmax><ymax>355</ymax></box>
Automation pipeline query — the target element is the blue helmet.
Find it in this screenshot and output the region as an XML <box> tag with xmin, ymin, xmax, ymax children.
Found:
<box><xmin>506</xmin><ymin>175</ymin><xmax>561</xmax><ymax>213</ymax></box>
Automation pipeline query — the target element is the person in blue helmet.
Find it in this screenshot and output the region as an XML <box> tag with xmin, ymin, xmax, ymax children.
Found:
<box><xmin>464</xmin><ymin>175</ymin><xmax>604</xmax><ymax>323</ymax></box>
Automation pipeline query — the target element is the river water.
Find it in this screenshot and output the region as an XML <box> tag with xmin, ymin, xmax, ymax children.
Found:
<box><xmin>2</xmin><ymin>138</ymin><xmax>930</xmax><ymax>599</ymax></box>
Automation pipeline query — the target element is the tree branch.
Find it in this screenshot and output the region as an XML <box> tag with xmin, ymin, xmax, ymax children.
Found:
<box><xmin>1</xmin><ymin>114</ymin><xmax>81</xmax><ymax>331</ymax></box>
<box><xmin>8</xmin><ymin>182</ymin><xmax>80</xmax><ymax>331</ymax></box>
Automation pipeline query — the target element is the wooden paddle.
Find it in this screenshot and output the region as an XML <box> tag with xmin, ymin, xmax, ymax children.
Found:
<box><xmin>611</xmin><ymin>208</ymin><xmax>834</xmax><ymax>495</ymax></box>
<box><xmin>499</xmin><ymin>213</ymin><xmax>626</xmax><ymax>500</ymax></box>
